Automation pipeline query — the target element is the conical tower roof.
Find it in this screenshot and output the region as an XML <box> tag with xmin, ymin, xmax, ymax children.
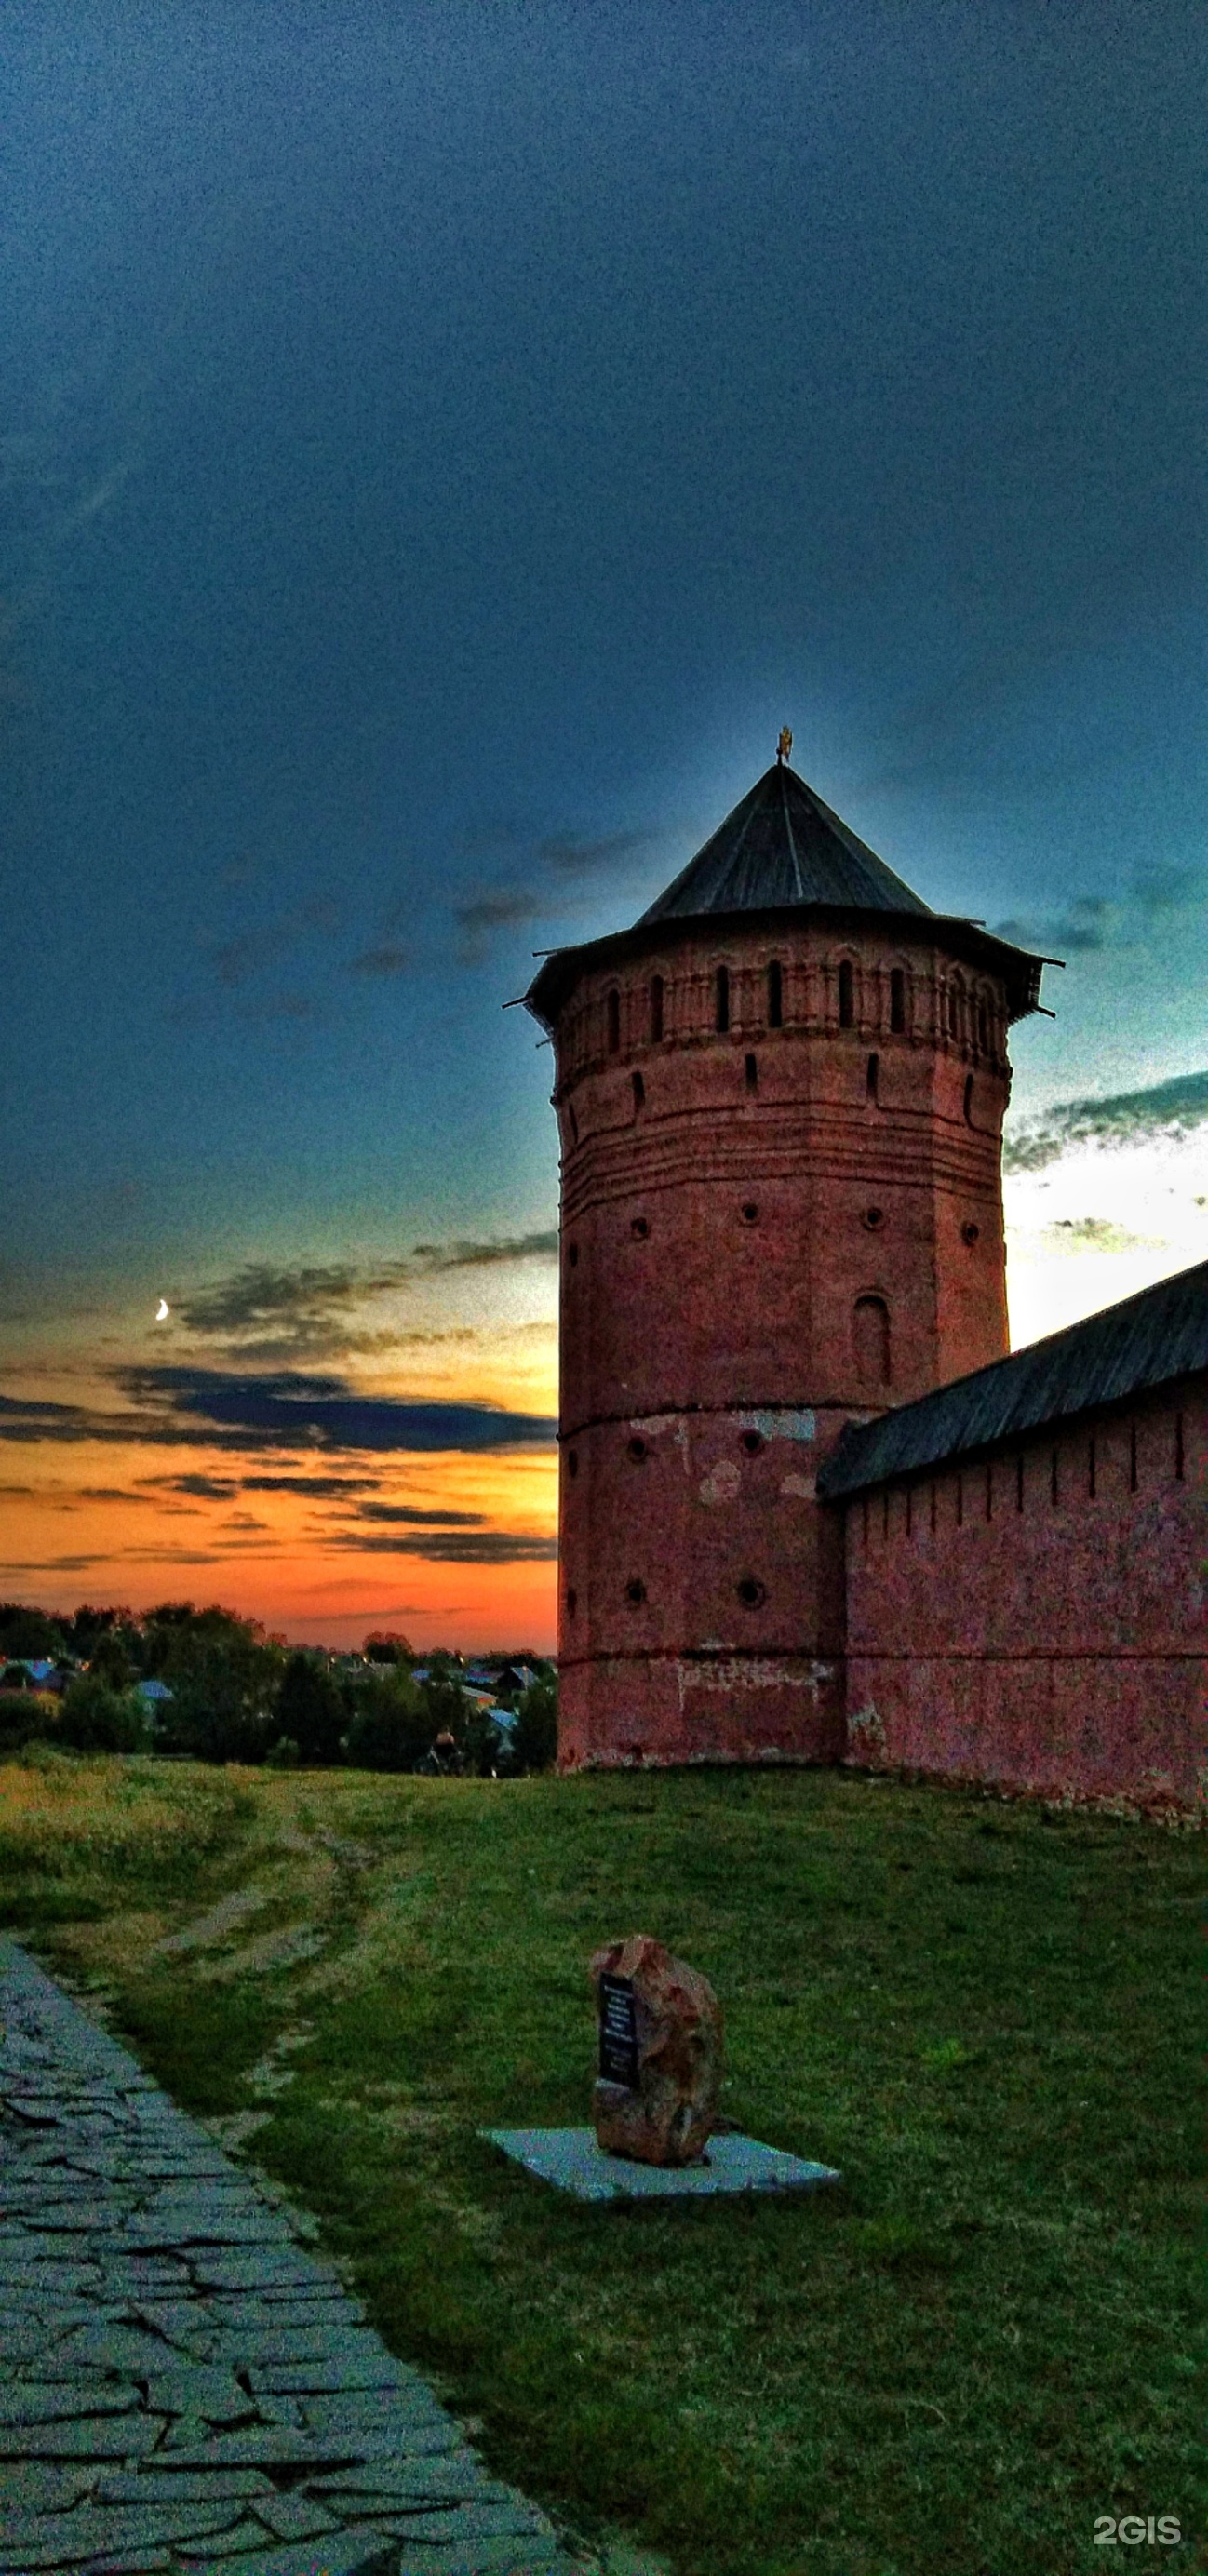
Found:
<box><xmin>638</xmin><ymin>760</ymin><xmax>933</xmax><ymax>924</ymax></box>
<box><xmin>524</xmin><ymin>749</ymin><xmax>1048</xmax><ymax>1028</ymax></box>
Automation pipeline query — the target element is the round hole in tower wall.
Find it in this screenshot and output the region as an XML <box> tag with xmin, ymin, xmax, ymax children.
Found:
<box><xmin>566</xmin><ymin>1588</ymin><xmax>577</xmax><ymax>1616</ymax></box>
<box><xmin>736</xmin><ymin>1576</ymin><xmax>767</xmax><ymax>1608</ymax></box>
<box><xmin>631</xmin><ymin>1215</ymin><xmax>650</xmax><ymax>1240</ymax></box>
<box><xmin>741</xmin><ymin>1430</ymin><xmax>763</xmax><ymax>1456</ymax></box>
<box><xmin>568</xmin><ymin>1242</ymin><xmax>579</xmax><ymax>1267</ymax></box>
<box><xmin>962</xmin><ymin>1221</ymin><xmax>981</xmax><ymax>1246</ymax></box>
<box><xmin>863</xmin><ymin>1206</ymin><xmax>885</xmax><ymax>1231</ymax></box>
<box><xmin>627</xmin><ymin>1437</ymin><xmax>648</xmax><ymax>1463</ymax></box>
<box><xmin>567</xmin><ymin>1450</ymin><xmax>579</xmax><ymax>1478</ymax></box>
<box><xmin>741</xmin><ymin>1202</ymin><xmax>759</xmax><ymax>1224</ymax></box>
<box><xmin>625</xmin><ymin>1578</ymin><xmax>647</xmax><ymax>1605</ymax></box>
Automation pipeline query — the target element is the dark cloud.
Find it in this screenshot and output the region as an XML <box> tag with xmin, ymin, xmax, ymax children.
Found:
<box><xmin>993</xmin><ymin>867</ymin><xmax>1206</xmax><ymax>961</ymax></box>
<box><xmin>409</xmin><ymin>1230</ymin><xmax>557</xmax><ymax>1273</ymax></box>
<box><xmin>178</xmin><ymin>1265</ymin><xmax>381</xmax><ymax>1336</ymax></box>
<box><xmin>0</xmin><ymin>1368</ymin><xmax>555</xmax><ymax>1457</ymax></box>
<box><xmin>452</xmin><ymin>890</ymin><xmax>544</xmax><ymax>962</ymax></box>
<box><xmin>1131</xmin><ymin>865</ymin><xmax>1206</xmax><ymax>917</ymax></box>
<box><xmin>204</xmin><ymin>896</ymin><xmax>347</xmax><ymax>992</ymax></box>
<box><xmin>208</xmin><ymin>932</ymin><xmax>282</xmax><ymax>987</ymax></box>
<box><xmin>238</xmin><ymin>1473</ymin><xmax>383</xmax><ymax>1497</ymax></box>
<box><xmin>326</xmin><ymin>1529</ymin><xmax>558</xmax><ymax>1562</ymax></box>
<box><xmin>449</xmin><ymin>824</ymin><xmax>660</xmax><ymax>959</ymax></box>
<box><xmin>1004</xmin><ymin>1067</ymin><xmax>1208</xmax><ymax>1173</ymax></box>
<box><xmin>347</xmin><ymin>946</ymin><xmax>410</xmax><ymax>976</ymax></box>
<box><xmin>0</xmin><ymin>1549</ymin><xmax>224</xmax><ymax>1572</ymax></box>
<box><xmin>993</xmin><ymin>896</ymin><xmax>1112</xmax><ymax>955</ymax></box>
<box><xmin>1042</xmin><ymin>1217</ymin><xmax>1157</xmax><ymax>1251</ymax></box>
<box><xmin>348</xmin><ymin>1502</ymin><xmax>486</xmax><ymax>1527</ymax></box>
<box><xmin>537</xmin><ymin>829</ymin><xmax>651</xmax><ymax>874</ymax></box>
<box><xmin>0</xmin><ymin>1394</ymin><xmax>98</xmax><ymax>1443</ymax></box>
<box><xmin>297</xmin><ymin>895</ymin><xmax>343</xmax><ymax>934</ymax></box>
<box><xmin>152</xmin><ymin>1472</ymin><xmax>240</xmax><ymax>1499</ymax></box>
<box><xmin>113</xmin><ymin>1366</ymin><xmax>557</xmax><ymax>1454</ymax></box>
<box><xmin>168</xmin><ymin>1240</ymin><xmax>557</xmax><ymax>1364</ymax></box>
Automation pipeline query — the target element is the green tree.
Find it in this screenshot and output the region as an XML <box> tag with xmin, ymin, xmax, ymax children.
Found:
<box><xmin>89</xmin><ymin>1628</ymin><xmax>134</xmax><ymax>1688</ymax></box>
<box><xmin>363</xmin><ymin>1630</ymin><xmax>413</xmax><ymax>1666</ymax></box>
<box><xmin>152</xmin><ymin>1608</ymin><xmax>285</xmax><ymax>1764</ymax></box>
<box><xmin>461</xmin><ymin>1702</ymin><xmax>509</xmax><ymax>1777</ymax></box>
<box><xmin>58</xmin><ymin>1676</ymin><xmax>151</xmax><ymax>1753</ymax></box>
<box><xmin>511</xmin><ymin>1671</ymin><xmax>558</xmax><ymax>1773</ymax></box>
<box><xmin>275</xmin><ymin>1653</ymin><xmax>346</xmax><ymax>1765</ymax></box>
<box><xmin>0</xmin><ymin>1603</ymin><xmax>68</xmax><ymax>1660</ymax></box>
<box><xmin>64</xmin><ymin>1604</ymin><xmax>137</xmax><ymax>1663</ymax></box>
<box><xmin>344</xmin><ymin>1665</ymin><xmax>429</xmax><ymax>1772</ymax></box>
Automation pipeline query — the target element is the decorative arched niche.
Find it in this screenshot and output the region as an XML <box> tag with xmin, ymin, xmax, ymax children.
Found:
<box><xmin>853</xmin><ymin>1293</ymin><xmax>892</xmax><ymax>1389</ymax></box>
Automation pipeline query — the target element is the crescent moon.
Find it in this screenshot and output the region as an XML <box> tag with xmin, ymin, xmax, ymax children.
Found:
<box><xmin>155</xmin><ymin>1299</ymin><xmax>169</xmax><ymax>1322</ymax></box>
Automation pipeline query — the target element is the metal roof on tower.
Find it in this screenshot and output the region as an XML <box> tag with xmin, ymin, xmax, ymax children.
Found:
<box><xmin>523</xmin><ymin>743</ymin><xmax>1049</xmax><ymax>1028</ymax></box>
<box><xmin>636</xmin><ymin>760</ymin><xmax>934</xmax><ymax>925</ymax></box>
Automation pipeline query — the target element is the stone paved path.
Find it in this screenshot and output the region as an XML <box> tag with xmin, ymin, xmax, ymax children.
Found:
<box><xmin>0</xmin><ymin>1940</ymin><xmax>577</xmax><ymax>2576</ymax></box>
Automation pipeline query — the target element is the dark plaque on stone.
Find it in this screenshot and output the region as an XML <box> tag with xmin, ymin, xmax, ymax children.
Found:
<box><xmin>597</xmin><ymin>1971</ymin><xmax>639</xmax><ymax>2090</ymax></box>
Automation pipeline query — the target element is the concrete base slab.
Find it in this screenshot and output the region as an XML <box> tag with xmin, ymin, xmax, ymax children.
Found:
<box><xmin>483</xmin><ymin>2127</ymin><xmax>840</xmax><ymax>2202</ymax></box>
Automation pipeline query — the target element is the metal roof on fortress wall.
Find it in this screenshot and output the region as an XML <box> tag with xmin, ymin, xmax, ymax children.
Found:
<box><xmin>525</xmin><ymin>759</ymin><xmax>1047</xmax><ymax>1026</ymax></box>
<box><xmin>818</xmin><ymin>1258</ymin><xmax>1208</xmax><ymax>1500</ymax></box>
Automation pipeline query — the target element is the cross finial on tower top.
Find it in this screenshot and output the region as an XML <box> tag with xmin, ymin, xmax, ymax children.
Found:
<box><xmin>777</xmin><ymin>727</ymin><xmax>793</xmax><ymax>765</ymax></box>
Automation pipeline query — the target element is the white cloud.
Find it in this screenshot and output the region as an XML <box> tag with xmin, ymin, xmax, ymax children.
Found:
<box><xmin>1005</xmin><ymin>1122</ymin><xmax>1208</xmax><ymax>1348</ymax></box>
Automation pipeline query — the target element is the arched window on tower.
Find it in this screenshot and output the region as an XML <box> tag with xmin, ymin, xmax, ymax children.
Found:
<box><xmin>947</xmin><ymin>981</ymin><xmax>963</xmax><ymax>1045</ymax></box>
<box><xmin>649</xmin><ymin>975</ymin><xmax>664</xmax><ymax>1042</ymax></box>
<box><xmin>853</xmin><ymin>1295</ymin><xmax>892</xmax><ymax>1389</ymax></box>
<box><xmin>838</xmin><ymin>959</ymin><xmax>854</xmax><ymax>1028</ymax></box>
<box><xmin>606</xmin><ymin>988</ymin><xmax>621</xmax><ymax>1054</ymax></box>
<box><xmin>767</xmin><ymin>959</ymin><xmax>783</xmax><ymax>1027</ymax></box>
<box><xmin>963</xmin><ymin>1072</ymin><xmax>974</xmax><ymax>1126</ymax></box>
<box><xmin>890</xmin><ymin>968</ymin><xmax>906</xmax><ymax>1034</ymax></box>
<box><xmin>716</xmin><ymin>965</ymin><xmax>730</xmax><ymax>1033</ymax></box>
<box><xmin>977</xmin><ymin>996</ymin><xmax>989</xmax><ymax>1054</ymax></box>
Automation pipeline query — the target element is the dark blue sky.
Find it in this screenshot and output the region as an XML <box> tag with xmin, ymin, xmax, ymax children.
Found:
<box><xmin>5</xmin><ymin>0</ymin><xmax>1204</xmax><ymax>1299</ymax></box>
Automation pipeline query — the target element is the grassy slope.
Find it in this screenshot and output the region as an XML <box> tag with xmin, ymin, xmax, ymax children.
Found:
<box><xmin>0</xmin><ymin>1752</ymin><xmax>1201</xmax><ymax>2576</ymax></box>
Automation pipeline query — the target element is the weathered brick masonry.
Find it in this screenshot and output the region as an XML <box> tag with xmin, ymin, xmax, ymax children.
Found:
<box><xmin>525</xmin><ymin>749</ymin><xmax>1205</xmax><ymax>1805</ymax></box>
<box><xmin>828</xmin><ymin>1359</ymin><xmax>1204</xmax><ymax>1812</ymax></box>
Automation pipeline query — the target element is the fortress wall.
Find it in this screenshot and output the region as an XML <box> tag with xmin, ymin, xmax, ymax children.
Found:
<box><xmin>840</xmin><ymin>1375</ymin><xmax>1206</xmax><ymax>1810</ymax></box>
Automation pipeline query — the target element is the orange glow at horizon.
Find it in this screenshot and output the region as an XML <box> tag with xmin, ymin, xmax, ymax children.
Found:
<box><xmin>0</xmin><ymin>1433</ymin><xmax>558</xmax><ymax>1651</ymax></box>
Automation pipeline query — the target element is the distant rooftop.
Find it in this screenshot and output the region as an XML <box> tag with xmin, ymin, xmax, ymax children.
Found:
<box><xmin>818</xmin><ymin>1259</ymin><xmax>1208</xmax><ymax>1500</ymax></box>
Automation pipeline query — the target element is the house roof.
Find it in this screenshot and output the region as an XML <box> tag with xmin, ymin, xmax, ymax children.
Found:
<box><xmin>524</xmin><ymin>755</ymin><xmax>1047</xmax><ymax>1027</ymax></box>
<box><xmin>817</xmin><ymin>1258</ymin><xmax>1208</xmax><ymax>1501</ymax></box>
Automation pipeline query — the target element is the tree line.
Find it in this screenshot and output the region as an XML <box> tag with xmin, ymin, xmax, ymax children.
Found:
<box><xmin>0</xmin><ymin>1602</ymin><xmax>557</xmax><ymax>1774</ymax></box>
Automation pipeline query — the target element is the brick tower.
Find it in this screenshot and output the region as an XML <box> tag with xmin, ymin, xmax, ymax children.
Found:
<box><xmin>524</xmin><ymin>745</ymin><xmax>1046</xmax><ymax>1769</ymax></box>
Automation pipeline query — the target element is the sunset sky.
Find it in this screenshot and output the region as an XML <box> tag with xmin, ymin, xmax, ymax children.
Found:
<box><xmin>3</xmin><ymin>3</ymin><xmax>1204</xmax><ymax>1649</ymax></box>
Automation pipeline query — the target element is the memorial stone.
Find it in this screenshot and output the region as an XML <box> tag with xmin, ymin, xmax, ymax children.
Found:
<box><xmin>589</xmin><ymin>1933</ymin><xmax>723</xmax><ymax>2167</ymax></box>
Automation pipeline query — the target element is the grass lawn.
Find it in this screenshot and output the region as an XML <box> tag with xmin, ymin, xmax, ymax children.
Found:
<box><xmin>0</xmin><ymin>1751</ymin><xmax>1201</xmax><ymax>2575</ymax></box>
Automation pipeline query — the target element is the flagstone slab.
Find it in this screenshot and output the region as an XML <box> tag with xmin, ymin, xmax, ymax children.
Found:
<box><xmin>484</xmin><ymin>2123</ymin><xmax>841</xmax><ymax>2201</ymax></box>
<box><xmin>0</xmin><ymin>2499</ymin><xmax>246</xmax><ymax>2569</ymax></box>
